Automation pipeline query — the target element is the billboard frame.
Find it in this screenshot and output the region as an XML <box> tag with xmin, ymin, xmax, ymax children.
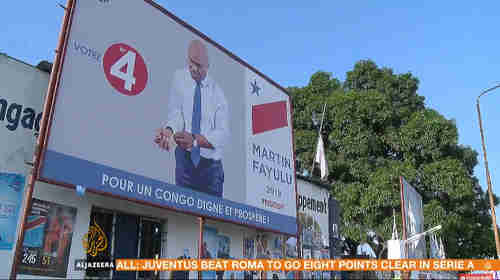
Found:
<box><xmin>9</xmin><ymin>1</ymin><xmax>76</xmax><ymax>278</ymax></box>
<box><xmin>11</xmin><ymin>3</ymin><xmax>300</xmax><ymax>279</ymax></box>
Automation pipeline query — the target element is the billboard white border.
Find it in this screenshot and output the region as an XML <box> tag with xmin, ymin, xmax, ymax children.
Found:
<box><xmin>35</xmin><ymin>0</ymin><xmax>299</xmax><ymax>236</ymax></box>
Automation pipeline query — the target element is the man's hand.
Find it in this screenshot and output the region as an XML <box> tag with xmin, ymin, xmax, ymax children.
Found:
<box><xmin>174</xmin><ymin>131</ymin><xmax>194</xmax><ymax>150</ymax></box>
<box><xmin>154</xmin><ymin>128</ymin><xmax>173</xmax><ymax>151</ymax></box>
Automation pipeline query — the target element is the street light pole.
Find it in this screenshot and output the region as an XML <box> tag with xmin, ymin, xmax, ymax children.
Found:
<box><xmin>476</xmin><ymin>83</ymin><xmax>500</xmax><ymax>259</ymax></box>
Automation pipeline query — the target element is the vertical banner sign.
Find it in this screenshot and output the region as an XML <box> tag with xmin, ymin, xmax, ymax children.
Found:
<box><xmin>17</xmin><ymin>199</ymin><xmax>77</xmax><ymax>278</ymax></box>
<box><xmin>39</xmin><ymin>0</ymin><xmax>296</xmax><ymax>235</ymax></box>
<box><xmin>297</xmin><ymin>180</ymin><xmax>329</xmax><ymax>253</ymax></box>
<box><xmin>401</xmin><ymin>177</ymin><xmax>427</xmax><ymax>259</ymax></box>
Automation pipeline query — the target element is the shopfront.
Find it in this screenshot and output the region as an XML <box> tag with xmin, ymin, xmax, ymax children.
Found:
<box><xmin>0</xmin><ymin>54</ymin><xmax>49</xmax><ymax>279</ymax></box>
<box><xmin>10</xmin><ymin>180</ymin><xmax>254</xmax><ymax>279</ymax></box>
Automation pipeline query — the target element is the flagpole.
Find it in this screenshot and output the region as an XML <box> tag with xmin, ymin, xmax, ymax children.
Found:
<box><xmin>310</xmin><ymin>103</ymin><xmax>327</xmax><ymax>176</ymax></box>
<box><xmin>318</xmin><ymin>103</ymin><xmax>327</xmax><ymax>137</ymax></box>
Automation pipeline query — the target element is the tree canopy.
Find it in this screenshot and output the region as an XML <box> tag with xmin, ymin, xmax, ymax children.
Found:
<box><xmin>290</xmin><ymin>60</ymin><xmax>497</xmax><ymax>258</ymax></box>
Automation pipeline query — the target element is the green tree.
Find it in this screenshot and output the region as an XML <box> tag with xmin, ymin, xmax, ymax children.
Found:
<box><xmin>291</xmin><ymin>60</ymin><xmax>497</xmax><ymax>258</ymax></box>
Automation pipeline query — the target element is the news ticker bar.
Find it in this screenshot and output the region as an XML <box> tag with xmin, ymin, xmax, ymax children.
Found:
<box><xmin>74</xmin><ymin>259</ymin><xmax>500</xmax><ymax>272</ymax></box>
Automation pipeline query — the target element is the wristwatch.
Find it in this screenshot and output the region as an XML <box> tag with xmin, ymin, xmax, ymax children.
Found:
<box><xmin>192</xmin><ymin>134</ymin><xmax>198</xmax><ymax>147</ymax></box>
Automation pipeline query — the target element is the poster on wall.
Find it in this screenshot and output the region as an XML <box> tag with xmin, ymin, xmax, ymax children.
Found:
<box><xmin>256</xmin><ymin>234</ymin><xmax>269</xmax><ymax>258</ymax></box>
<box><xmin>0</xmin><ymin>173</ymin><xmax>25</xmax><ymax>250</ymax></box>
<box><xmin>39</xmin><ymin>0</ymin><xmax>297</xmax><ymax>236</ymax></box>
<box><xmin>201</xmin><ymin>226</ymin><xmax>234</xmax><ymax>280</ymax></box>
<box><xmin>17</xmin><ymin>199</ymin><xmax>77</xmax><ymax>278</ymax></box>
<box><xmin>243</xmin><ymin>236</ymin><xmax>254</xmax><ymax>259</ymax></box>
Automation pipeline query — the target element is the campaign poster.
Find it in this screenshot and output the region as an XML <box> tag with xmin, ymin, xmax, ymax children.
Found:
<box><xmin>243</xmin><ymin>236</ymin><xmax>254</xmax><ymax>259</ymax></box>
<box><xmin>17</xmin><ymin>199</ymin><xmax>77</xmax><ymax>278</ymax></box>
<box><xmin>0</xmin><ymin>173</ymin><xmax>25</xmax><ymax>250</ymax></box>
<box><xmin>39</xmin><ymin>0</ymin><xmax>297</xmax><ymax>236</ymax></box>
<box><xmin>201</xmin><ymin>226</ymin><xmax>233</xmax><ymax>280</ymax></box>
<box><xmin>297</xmin><ymin>180</ymin><xmax>330</xmax><ymax>251</ymax></box>
<box><xmin>256</xmin><ymin>234</ymin><xmax>269</xmax><ymax>258</ymax></box>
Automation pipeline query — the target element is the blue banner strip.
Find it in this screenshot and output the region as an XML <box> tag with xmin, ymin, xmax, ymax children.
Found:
<box><xmin>40</xmin><ymin>150</ymin><xmax>297</xmax><ymax>235</ymax></box>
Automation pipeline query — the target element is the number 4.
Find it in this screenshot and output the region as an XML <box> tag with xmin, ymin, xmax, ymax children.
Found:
<box><xmin>110</xmin><ymin>50</ymin><xmax>137</xmax><ymax>91</ymax></box>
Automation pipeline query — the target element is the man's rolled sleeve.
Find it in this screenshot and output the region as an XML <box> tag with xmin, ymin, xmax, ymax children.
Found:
<box><xmin>205</xmin><ymin>90</ymin><xmax>229</xmax><ymax>151</ymax></box>
<box><xmin>164</xmin><ymin>71</ymin><xmax>184</xmax><ymax>133</ymax></box>
<box><xmin>165</xmin><ymin>109</ymin><xmax>183</xmax><ymax>133</ymax></box>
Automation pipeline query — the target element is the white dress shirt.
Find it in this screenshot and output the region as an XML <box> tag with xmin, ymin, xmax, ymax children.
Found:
<box><xmin>165</xmin><ymin>68</ymin><xmax>229</xmax><ymax>160</ymax></box>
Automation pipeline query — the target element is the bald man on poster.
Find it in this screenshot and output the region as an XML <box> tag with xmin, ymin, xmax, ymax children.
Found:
<box><xmin>154</xmin><ymin>39</ymin><xmax>229</xmax><ymax>198</ymax></box>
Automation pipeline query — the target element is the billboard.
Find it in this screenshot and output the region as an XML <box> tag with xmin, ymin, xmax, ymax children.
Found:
<box><xmin>38</xmin><ymin>0</ymin><xmax>297</xmax><ymax>235</ymax></box>
<box><xmin>297</xmin><ymin>179</ymin><xmax>329</xmax><ymax>253</ymax></box>
<box><xmin>401</xmin><ymin>177</ymin><xmax>426</xmax><ymax>259</ymax></box>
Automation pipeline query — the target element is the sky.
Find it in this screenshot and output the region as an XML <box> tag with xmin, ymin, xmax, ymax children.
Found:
<box><xmin>2</xmin><ymin>1</ymin><xmax>500</xmax><ymax>224</ymax></box>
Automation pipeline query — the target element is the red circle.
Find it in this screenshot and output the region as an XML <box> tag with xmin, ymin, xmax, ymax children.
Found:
<box><xmin>103</xmin><ymin>43</ymin><xmax>148</xmax><ymax>96</ymax></box>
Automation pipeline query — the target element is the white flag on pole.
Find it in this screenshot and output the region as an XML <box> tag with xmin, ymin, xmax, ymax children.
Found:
<box><xmin>315</xmin><ymin>135</ymin><xmax>329</xmax><ymax>180</ymax></box>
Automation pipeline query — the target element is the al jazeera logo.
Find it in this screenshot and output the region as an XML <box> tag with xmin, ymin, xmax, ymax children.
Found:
<box><xmin>74</xmin><ymin>220</ymin><xmax>115</xmax><ymax>271</ymax></box>
<box><xmin>83</xmin><ymin>219</ymin><xmax>108</xmax><ymax>257</ymax></box>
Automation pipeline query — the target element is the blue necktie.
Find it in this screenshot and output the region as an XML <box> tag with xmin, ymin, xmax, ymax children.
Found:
<box><xmin>191</xmin><ymin>82</ymin><xmax>201</xmax><ymax>167</ymax></box>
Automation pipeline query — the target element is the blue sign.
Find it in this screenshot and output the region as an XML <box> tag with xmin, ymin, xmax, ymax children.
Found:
<box><xmin>0</xmin><ymin>172</ymin><xmax>25</xmax><ymax>250</ymax></box>
<box><xmin>41</xmin><ymin>150</ymin><xmax>297</xmax><ymax>235</ymax></box>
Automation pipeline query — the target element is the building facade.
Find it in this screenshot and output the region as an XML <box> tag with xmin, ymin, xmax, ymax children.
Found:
<box><xmin>0</xmin><ymin>53</ymin><xmax>49</xmax><ymax>279</ymax></box>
